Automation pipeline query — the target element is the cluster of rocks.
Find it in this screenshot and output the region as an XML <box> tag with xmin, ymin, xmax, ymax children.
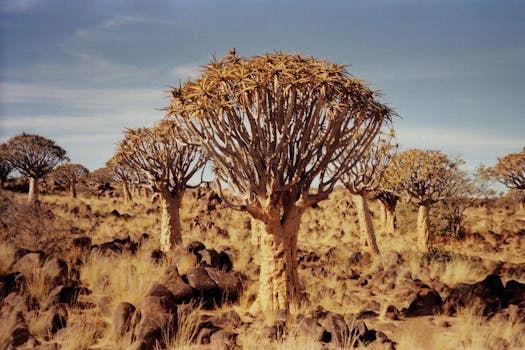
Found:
<box><xmin>0</xmin><ymin>249</ymin><xmax>91</xmax><ymax>348</ymax></box>
<box><xmin>113</xmin><ymin>241</ymin><xmax>244</xmax><ymax>349</ymax></box>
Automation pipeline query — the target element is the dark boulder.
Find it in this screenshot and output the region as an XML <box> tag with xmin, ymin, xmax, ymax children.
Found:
<box><xmin>296</xmin><ymin>314</ymin><xmax>331</xmax><ymax>343</ymax></box>
<box><xmin>112</xmin><ymin>302</ymin><xmax>137</xmax><ymax>338</ymax></box>
<box><xmin>162</xmin><ymin>267</ymin><xmax>194</xmax><ymax>304</ymax></box>
<box><xmin>404</xmin><ymin>288</ymin><xmax>443</xmax><ymax>317</ymax></box>
<box><xmin>204</xmin><ymin>267</ymin><xmax>243</xmax><ymax>303</ymax></box>
<box><xmin>185</xmin><ymin>267</ymin><xmax>220</xmax><ymax>308</ymax></box>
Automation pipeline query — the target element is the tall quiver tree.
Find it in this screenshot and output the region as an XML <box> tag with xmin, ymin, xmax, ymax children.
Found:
<box><xmin>165</xmin><ymin>52</ymin><xmax>393</xmax><ymax>311</ymax></box>
<box><xmin>385</xmin><ymin>149</ymin><xmax>468</xmax><ymax>251</ymax></box>
<box><xmin>339</xmin><ymin>131</ymin><xmax>396</xmax><ymax>255</ymax></box>
<box><xmin>4</xmin><ymin>133</ymin><xmax>68</xmax><ymax>202</ymax></box>
<box><xmin>0</xmin><ymin>144</ymin><xmax>15</xmax><ymax>190</ymax></box>
<box><xmin>51</xmin><ymin>163</ymin><xmax>89</xmax><ymax>198</ymax></box>
<box><xmin>114</xmin><ymin>126</ymin><xmax>205</xmax><ymax>251</ymax></box>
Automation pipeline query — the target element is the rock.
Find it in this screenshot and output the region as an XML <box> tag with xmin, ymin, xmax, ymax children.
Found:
<box><xmin>404</xmin><ymin>288</ymin><xmax>443</xmax><ymax>317</ymax></box>
<box><xmin>187</xmin><ymin>241</ymin><xmax>206</xmax><ymax>255</ymax></box>
<box><xmin>206</xmin><ymin>310</ymin><xmax>242</xmax><ymax>329</ymax></box>
<box><xmin>296</xmin><ymin>314</ymin><xmax>331</xmax><ymax>343</ymax></box>
<box><xmin>0</xmin><ymin>272</ymin><xmax>26</xmax><ymax>300</ymax></box>
<box><xmin>505</xmin><ymin>280</ymin><xmax>525</xmax><ymax>305</ymax></box>
<box><xmin>72</xmin><ymin>236</ymin><xmax>92</xmax><ymax>250</ymax></box>
<box><xmin>356</xmin><ymin>310</ymin><xmax>379</xmax><ymax>319</ymax></box>
<box><xmin>41</xmin><ymin>257</ymin><xmax>69</xmax><ymax>288</ymax></box>
<box><xmin>10</xmin><ymin>325</ymin><xmax>31</xmax><ymax>347</ymax></box>
<box><xmin>210</xmin><ymin>329</ymin><xmax>237</xmax><ymax>349</ymax></box>
<box><xmin>163</xmin><ymin>267</ymin><xmax>194</xmax><ymax>304</ymax></box>
<box><xmin>12</xmin><ymin>252</ymin><xmax>44</xmax><ymax>278</ymax></box>
<box><xmin>185</xmin><ymin>267</ymin><xmax>220</xmax><ymax>307</ymax></box>
<box><xmin>112</xmin><ymin>302</ymin><xmax>137</xmax><ymax>338</ymax></box>
<box><xmin>46</xmin><ymin>285</ymin><xmax>88</xmax><ymax>307</ymax></box>
<box><xmin>204</xmin><ymin>267</ymin><xmax>243</xmax><ymax>303</ymax></box>
<box><xmin>384</xmin><ymin>305</ymin><xmax>401</xmax><ymax>321</ymax></box>
<box><xmin>218</xmin><ymin>251</ymin><xmax>233</xmax><ymax>272</ymax></box>
<box><xmin>262</xmin><ymin>320</ymin><xmax>287</xmax><ymax>341</ymax></box>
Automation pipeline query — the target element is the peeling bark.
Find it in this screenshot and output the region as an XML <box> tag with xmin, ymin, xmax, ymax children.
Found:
<box><xmin>417</xmin><ymin>204</ymin><xmax>431</xmax><ymax>251</ymax></box>
<box><xmin>351</xmin><ymin>191</ymin><xmax>380</xmax><ymax>255</ymax></box>
<box><xmin>159</xmin><ymin>186</ymin><xmax>183</xmax><ymax>252</ymax></box>
<box><xmin>28</xmin><ymin>177</ymin><xmax>39</xmax><ymax>203</ymax></box>
<box><xmin>257</xmin><ymin>204</ymin><xmax>302</xmax><ymax>312</ymax></box>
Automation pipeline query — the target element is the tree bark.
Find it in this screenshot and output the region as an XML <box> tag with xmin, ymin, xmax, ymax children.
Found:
<box><xmin>417</xmin><ymin>203</ymin><xmax>432</xmax><ymax>251</ymax></box>
<box><xmin>159</xmin><ymin>186</ymin><xmax>183</xmax><ymax>252</ymax></box>
<box><xmin>385</xmin><ymin>205</ymin><xmax>396</xmax><ymax>234</ymax></box>
<box><xmin>351</xmin><ymin>191</ymin><xmax>380</xmax><ymax>255</ymax></box>
<box><xmin>69</xmin><ymin>182</ymin><xmax>77</xmax><ymax>198</ymax></box>
<box><xmin>28</xmin><ymin>177</ymin><xmax>39</xmax><ymax>203</ymax></box>
<box><xmin>122</xmin><ymin>182</ymin><xmax>132</xmax><ymax>203</ymax></box>
<box><xmin>257</xmin><ymin>205</ymin><xmax>302</xmax><ymax>312</ymax></box>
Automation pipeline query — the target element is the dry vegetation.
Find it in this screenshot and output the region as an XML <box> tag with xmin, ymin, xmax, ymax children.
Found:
<box><xmin>0</xmin><ymin>184</ymin><xmax>524</xmax><ymax>349</ymax></box>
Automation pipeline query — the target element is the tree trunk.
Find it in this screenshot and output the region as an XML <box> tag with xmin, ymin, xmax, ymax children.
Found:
<box><xmin>385</xmin><ymin>206</ymin><xmax>396</xmax><ymax>234</ymax></box>
<box><xmin>257</xmin><ymin>205</ymin><xmax>302</xmax><ymax>312</ymax></box>
<box><xmin>378</xmin><ymin>200</ymin><xmax>386</xmax><ymax>228</ymax></box>
<box><xmin>122</xmin><ymin>182</ymin><xmax>132</xmax><ymax>203</ymax></box>
<box><xmin>28</xmin><ymin>177</ymin><xmax>39</xmax><ymax>203</ymax></box>
<box><xmin>351</xmin><ymin>191</ymin><xmax>380</xmax><ymax>255</ymax></box>
<box><xmin>159</xmin><ymin>186</ymin><xmax>183</xmax><ymax>252</ymax></box>
<box><xmin>417</xmin><ymin>203</ymin><xmax>432</xmax><ymax>251</ymax></box>
<box><xmin>69</xmin><ymin>182</ymin><xmax>77</xmax><ymax>198</ymax></box>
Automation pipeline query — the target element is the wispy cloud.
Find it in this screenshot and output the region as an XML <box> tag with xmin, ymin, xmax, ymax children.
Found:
<box><xmin>168</xmin><ymin>63</ymin><xmax>202</xmax><ymax>82</ymax></box>
<box><xmin>74</xmin><ymin>14</ymin><xmax>172</xmax><ymax>39</ymax></box>
<box><xmin>0</xmin><ymin>0</ymin><xmax>41</xmax><ymax>13</ymax></box>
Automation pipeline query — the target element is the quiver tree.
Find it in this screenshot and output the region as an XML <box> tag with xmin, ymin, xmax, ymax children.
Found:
<box><xmin>372</xmin><ymin>190</ymin><xmax>399</xmax><ymax>235</ymax></box>
<box><xmin>339</xmin><ymin>131</ymin><xmax>396</xmax><ymax>255</ymax></box>
<box><xmin>51</xmin><ymin>163</ymin><xmax>89</xmax><ymax>198</ymax></box>
<box><xmin>165</xmin><ymin>52</ymin><xmax>393</xmax><ymax>311</ymax></box>
<box><xmin>0</xmin><ymin>144</ymin><xmax>14</xmax><ymax>189</ymax></box>
<box><xmin>384</xmin><ymin>149</ymin><xmax>468</xmax><ymax>251</ymax></box>
<box><xmin>106</xmin><ymin>156</ymin><xmax>136</xmax><ymax>203</ymax></box>
<box><xmin>3</xmin><ymin>133</ymin><xmax>68</xmax><ymax>202</ymax></box>
<box><xmin>114</xmin><ymin>126</ymin><xmax>205</xmax><ymax>251</ymax></box>
<box><xmin>495</xmin><ymin>148</ymin><xmax>525</xmax><ymax>190</ymax></box>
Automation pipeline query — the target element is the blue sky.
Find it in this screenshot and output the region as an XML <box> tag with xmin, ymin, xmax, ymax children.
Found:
<box><xmin>1</xmin><ymin>0</ymin><xmax>524</xmax><ymax>171</ymax></box>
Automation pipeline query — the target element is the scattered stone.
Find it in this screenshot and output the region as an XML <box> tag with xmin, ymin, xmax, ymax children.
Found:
<box><xmin>112</xmin><ymin>302</ymin><xmax>137</xmax><ymax>338</ymax></box>
<box><xmin>296</xmin><ymin>314</ymin><xmax>331</xmax><ymax>343</ymax></box>
<box><xmin>404</xmin><ymin>288</ymin><xmax>443</xmax><ymax>317</ymax></box>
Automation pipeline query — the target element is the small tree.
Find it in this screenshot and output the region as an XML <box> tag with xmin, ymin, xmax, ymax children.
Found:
<box><xmin>339</xmin><ymin>131</ymin><xmax>396</xmax><ymax>255</ymax></box>
<box><xmin>4</xmin><ymin>133</ymin><xmax>68</xmax><ymax>202</ymax></box>
<box><xmin>106</xmin><ymin>156</ymin><xmax>136</xmax><ymax>203</ymax></box>
<box><xmin>0</xmin><ymin>144</ymin><xmax>15</xmax><ymax>190</ymax></box>
<box><xmin>384</xmin><ymin>149</ymin><xmax>468</xmax><ymax>251</ymax></box>
<box><xmin>114</xmin><ymin>126</ymin><xmax>205</xmax><ymax>251</ymax></box>
<box><xmin>165</xmin><ymin>52</ymin><xmax>393</xmax><ymax>311</ymax></box>
<box><xmin>372</xmin><ymin>190</ymin><xmax>399</xmax><ymax>235</ymax></box>
<box><xmin>495</xmin><ymin>148</ymin><xmax>525</xmax><ymax>190</ymax></box>
<box><xmin>51</xmin><ymin>163</ymin><xmax>89</xmax><ymax>198</ymax></box>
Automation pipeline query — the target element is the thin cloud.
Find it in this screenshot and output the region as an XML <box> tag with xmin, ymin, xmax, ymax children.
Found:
<box><xmin>75</xmin><ymin>14</ymin><xmax>172</xmax><ymax>39</ymax></box>
<box><xmin>168</xmin><ymin>63</ymin><xmax>202</xmax><ymax>82</ymax></box>
<box><xmin>0</xmin><ymin>0</ymin><xmax>41</xmax><ymax>13</ymax></box>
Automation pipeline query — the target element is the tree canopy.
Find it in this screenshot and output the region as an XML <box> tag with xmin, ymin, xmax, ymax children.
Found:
<box><xmin>495</xmin><ymin>148</ymin><xmax>525</xmax><ymax>190</ymax></box>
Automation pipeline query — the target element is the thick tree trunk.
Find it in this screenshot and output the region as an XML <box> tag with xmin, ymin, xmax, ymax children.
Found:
<box><xmin>417</xmin><ymin>204</ymin><xmax>432</xmax><ymax>251</ymax></box>
<box><xmin>69</xmin><ymin>182</ymin><xmax>77</xmax><ymax>198</ymax></box>
<box><xmin>28</xmin><ymin>177</ymin><xmax>39</xmax><ymax>203</ymax></box>
<box><xmin>257</xmin><ymin>205</ymin><xmax>302</xmax><ymax>312</ymax></box>
<box><xmin>159</xmin><ymin>187</ymin><xmax>183</xmax><ymax>252</ymax></box>
<box><xmin>351</xmin><ymin>191</ymin><xmax>380</xmax><ymax>255</ymax></box>
<box><xmin>122</xmin><ymin>182</ymin><xmax>132</xmax><ymax>203</ymax></box>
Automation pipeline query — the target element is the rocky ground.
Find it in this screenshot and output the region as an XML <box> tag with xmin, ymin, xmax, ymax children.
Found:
<box><xmin>0</xmin><ymin>188</ymin><xmax>524</xmax><ymax>349</ymax></box>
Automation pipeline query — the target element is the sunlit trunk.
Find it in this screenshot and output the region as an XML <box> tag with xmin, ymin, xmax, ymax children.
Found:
<box><xmin>122</xmin><ymin>182</ymin><xmax>132</xmax><ymax>203</ymax></box>
<box><xmin>69</xmin><ymin>182</ymin><xmax>77</xmax><ymax>198</ymax></box>
<box><xmin>257</xmin><ymin>205</ymin><xmax>302</xmax><ymax>312</ymax></box>
<box><xmin>351</xmin><ymin>191</ymin><xmax>380</xmax><ymax>255</ymax></box>
<box><xmin>28</xmin><ymin>177</ymin><xmax>39</xmax><ymax>203</ymax></box>
<box><xmin>417</xmin><ymin>203</ymin><xmax>431</xmax><ymax>251</ymax></box>
<box><xmin>159</xmin><ymin>186</ymin><xmax>183</xmax><ymax>252</ymax></box>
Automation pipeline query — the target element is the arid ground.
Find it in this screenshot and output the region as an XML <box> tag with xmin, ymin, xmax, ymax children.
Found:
<box><xmin>1</xmin><ymin>186</ymin><xmax>524</xmax><ymax>349</ymax></box>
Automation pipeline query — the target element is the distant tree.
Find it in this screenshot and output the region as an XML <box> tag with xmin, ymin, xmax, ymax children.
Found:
<box><xmin>472</xmin><ymin>163</ymin><xmax>499</xmax><ymax>201</ymax></box>
<box><xmin>0</xmin><ymin>144</ymin><xmax>15</xmax><ymax>189</ymax></box>
<box><xmin>165</xmin><ymin>52</ymin><xmax>393</xmax><ymax>311</ymax></box>
<box><xmin>339</xmin><ymin>131</ymin><xmax>397</xmax><ymax>255</ymax></box>
<box><xmin>372</xmin><ymin>190</ymin><xmax>400</xmax><ymax>235</ymax></box>
<box><xmin>384</xmin><ymin>149</ymin><xmax>468</xmax><ymax>251</ymax></box>
<box><xmin>51</xmin><ymin>163</ymin><xmax>89</xmax><ymax>198</ymax></box>
<box><xmin>106</xmin><ymin>156</ymin><xmax>136</xmax><ymax>203</ymax></box>
<box><xmin>4</xmin><ymin>133</ymin><xmax>68</xmax><ymax>202</ymax></box>
<box><xmin>114</xmin><ymin>126</ymin><xmax>205</xmax><ymax>251</ymax></box>
<box><xmin>495</xmin><ymin>148</ymin><xmax>525</xmax><ymax>190</ymax></box>
<box><xmin>86</xmin><ymin>166</ymin><xmax>115</xmax><ymax>197</ymax></box>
